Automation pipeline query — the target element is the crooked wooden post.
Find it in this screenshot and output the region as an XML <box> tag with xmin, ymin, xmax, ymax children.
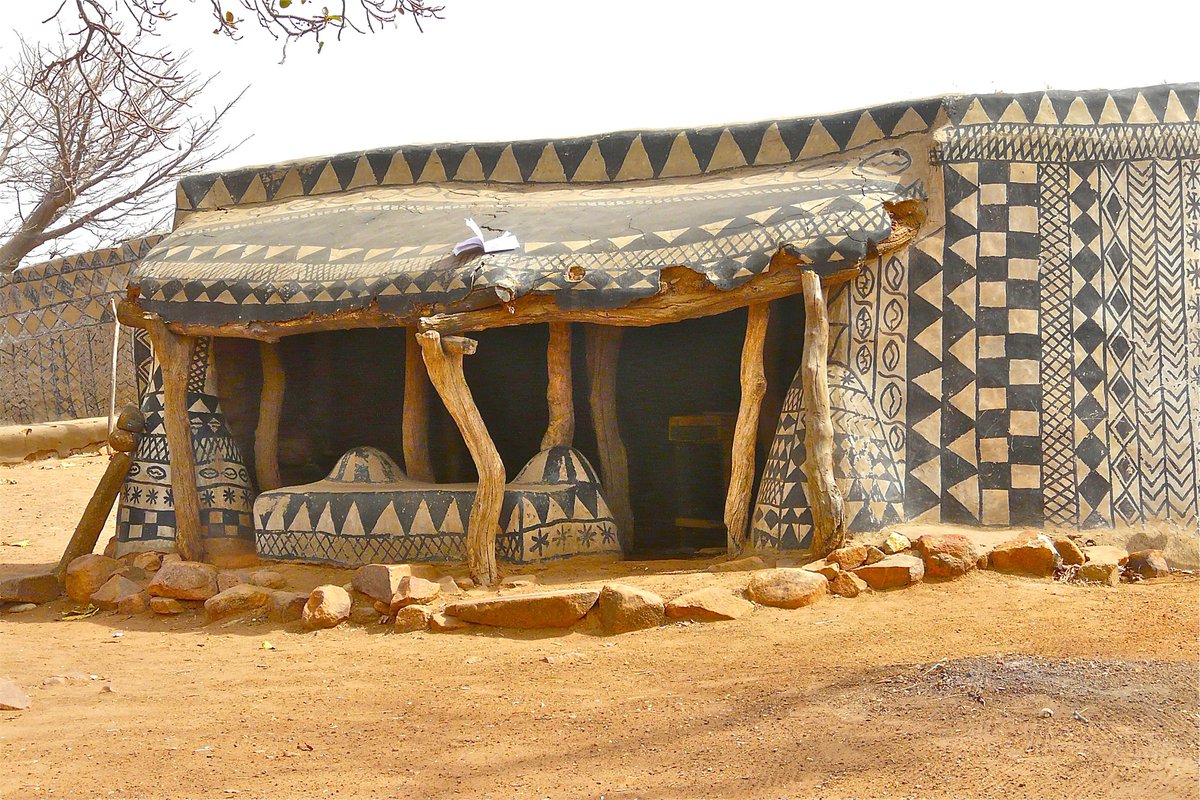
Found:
<box><xmin>54</xmin><ymin>406</ymin><xmax>145</xmax><ymax>579</ymax></box>
<box><xmin>542</xmin><ymin>321</ymin><xmax>575</xmax><ymax>449</ymax></box>
<box><xmin>585</xmin><ymin>325</ymin><xmax>635</xmax><ymax>545</ymax></box>
<box><xmin>723</xmin><ymin>303</ymin><xmax>770</xmax><ymax>555</ymax></box>
<box><xmin>418</xmin><ymin>330</ymin><xmax>503</xmax><ymax>586</ymax></box>
<box><xmin>145</xmin><ymin>319</ymin><xmax>205</xmax><ymax>562</ymax></box>
<box><xmin>800</xmin><ymin>272</ymin><xmax>846</xmax><ymax>556</ymax></box>
<box><xmin>403</xmin><ymin>328</ymin><xmax>436</xmax><ymax>482</ymax></box>
<box><xmin>255</xmin><ymin>341</ymin><xmax>285</xmax><ymax>491</ymax></box>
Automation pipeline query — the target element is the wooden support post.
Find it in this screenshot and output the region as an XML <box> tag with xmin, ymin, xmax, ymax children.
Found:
<box><xmin>541</xmin><ymin>321</ymin><xmax>575</xmax><ymax>450</ymax></box>
<box><xmin>723</xmin><ymin>303</ymin><xmax>770</xmax><ymax>555</ymax></box>
<box><xmin>800</xmin><ymin>271</ymin><xmax>846</xmax><ymax>557</ymax></box>
<box><xmin>417</xmin><ymin>331</ymin><xmax>503</xmax><ymax>586</ymax></box>
<box><xmin>145</xmin><ymin>320</ymin><xmax>205</xmax><ymax>562</ymax></box>
<box><xmin>403</xmin><ymin>328</ymin><xmax>436</xmax><ymax>482</ymax></box>
<box><xmin>255</xmin><ymin>341</ymin><xmax>285</xmax><ymax>491</ymax></box>
<box><xmin>54</xmin><ymin>407</ymin><xmax>144</xmax><ymax>579</ymax></box>
<box><xmin>585</xmin><ymin>325</ymin><xmax>635</xmax><ymax>546</ymax></box>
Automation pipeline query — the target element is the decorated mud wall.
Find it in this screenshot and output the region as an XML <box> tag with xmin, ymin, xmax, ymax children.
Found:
<box><xmin>753</xmin><ymin>86</ymin><xmax>1200</xmax><ymax>549</ymax></box>
<box><xmin>0</xmin><ymin>236</ymin><xmax>163</xmax><ymax>425</ymax></box>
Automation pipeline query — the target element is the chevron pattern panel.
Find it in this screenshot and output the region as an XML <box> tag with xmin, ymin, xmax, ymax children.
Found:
<box><xmin>0</xmin><ymin>235</ymin><xmax>163</xmax><ymax>425</ymax></box>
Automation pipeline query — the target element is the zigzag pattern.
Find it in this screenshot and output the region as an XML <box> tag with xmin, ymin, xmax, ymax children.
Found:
<box><xmin>1127</xmin><ymin>161</ymin><xmax>1169</xmax><ymax>519</ymax></box>
<box><xmin>934</xmin><ymin>123</ymin><xmax>1200</xmax><ymax>164</ymax></box>
<box><xmin>1152</xmin><ymin>161</ymin><xmax>1199</xmax><ymax>524</ymax></box>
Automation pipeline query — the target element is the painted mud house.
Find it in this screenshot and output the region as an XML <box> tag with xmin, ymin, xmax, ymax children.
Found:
<box><xmin>109</xmin><ymin>84</ymin><xmax>1199</xmax><ymax>584</ymax></box>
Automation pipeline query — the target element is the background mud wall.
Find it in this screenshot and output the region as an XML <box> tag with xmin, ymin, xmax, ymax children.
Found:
<box><xmin>0</xmin><ymin>236</ymin><xmax>163</xmax><ymax>425</ymax></box>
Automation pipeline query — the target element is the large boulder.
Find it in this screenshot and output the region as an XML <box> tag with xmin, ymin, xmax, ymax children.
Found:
<box><xmin>853</xmin><ymin>554</ymin><xmax>925</xmax><ymax>590</ymax></box>
<box><xmin>881</xmin><ymin>531</ymin><xmax>911</xmax><ymax>555</ymax></box>
<box><xmin>596</xmin><ymin>583</ymin><xmax>665</xmax><ymax>634</ymax></box>
<box><xmin>1052</xmin><ymin>537</ymin><xmax>1086</xmax><ymax>566</ymax></box>
<box><xmin>147</xmin><ymin>561</ymin><xmax>220</xmax><ymax>600</ymax></box>
<box><xmin>988</xmin><ymin>533</ymin><xmax>1060</xmax><ymax>577</ymax></box>
<box><xmin>388</xmin><ymin>576</ymin><xmax>441</xmax><ymax>612</ymax></box>
<box><xmin>1075</xmin><ymin>562</ymin><xmax>1121</xmax><ymax>586</ymax></box>
<box><xmin>204</xmin><ymin>584</ymin><xmax>274</xmax><ymax>621</ymax></box>
<box><xmin>352</xmin><ymin>564</ymin><xmax>439</xmax><ymax>605</ymax></box>
<box><xmin>825</xmin><ymin>545</ymin><xmax>869</xmax><ymax>570</ymax></box>
<box><xmin>665</xmin><ymin>587</ymin><xmax>754</xmax><ymax>622</ymax></box>
<box><xmin>65</xmin><ymin>554</ymin><xmax>122</xmax><ymax>603</ymax></box>
<box><xmin>267</xmin><ymin>591</ymin><xmax>307</xmax><ymax>623</ymax></box>
<box><xmin>745</xmin><ymin>569</ymin><xmax>828</xmax><ymax>609</ymax></box>
<box><xmin>914</xmin><ymin>534</ymin><xmax>979</xmax><ymax>579</ymax></box>
<box><xmin>829</xmin><ymin>571</ymin><xmax>869</xmax><ymax>598</ymax></box>
<box><xmin>0</xmin><ymin>572</ymin><xmax>61</xmax><ymax>604</ymax></box>
<box><xmin>302</xmin><ymin>585</ymin><xmax>352</xmax><ymax>630</ymax></box>
<box><xmin>89</xmin><ymin>575</ymin><xmax>145</xmax><ymax>612</ymax></box>
<box><xmin>1122</xmin><ymin>549</ymin><xmax>1170</xmax><ymax>579</ymax></box>
<box><xmin>445</xmin><ymin>588</ymin><xmax>600</xmax><ymax>629</ymax></box>
<box><xmin>393</xmin><ymin>604</ymin><xmax>434</xmax><ymax>633</ymax></box>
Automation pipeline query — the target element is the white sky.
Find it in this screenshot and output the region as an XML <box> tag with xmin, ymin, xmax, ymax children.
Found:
<box><xmin>1</xmin><ymin>0</ymin><xmax>1197</xmax><ymax>257</ymax></box>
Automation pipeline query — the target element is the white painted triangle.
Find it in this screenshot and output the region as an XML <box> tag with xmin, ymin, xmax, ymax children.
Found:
<box><xmin>912</xmin><ymin>408</ymin><xmax>941</xmax><ymax>445</ymax></box>
<box><xmin>891</xmin><ymin>108</ymin><xmax>929</xmax><ymax>136</ymax></box>
<box><xmin>798</xmin><ymin>121</ymin><xmax>839</xmax><ymax>160</ymax></box>
<box><xmin>440</xmin><ymin>501</ymin><xmax>465</xmax><ymax>534</ymax></box>
<box><xmin>950</xmin><ymin>195</ymin><xmax>977</xmax><ymax>228</ymax></box>
<box><xmin>328</xmin><ymin>247</ymin><xmax>363</xmax><ymax>260</ymax></box>
<box><xmin>341</xmin><ymin>503</ymin><xmax>365</xmax><ymax>536</ymax></box>
<box><xmin>264</xmin><ymin>499</ymin><xmax>285</xmax><ymax>531</ymax></box>
<box><xmin>315</xmin><ymin>502</ymin><xmax>336</xmax><ymax>533</ymax></box>
<box><xmin>1034</xmin><ymin>95</ymin><xmax>1059</xmax><ymax>125</ymax></box>
<box><xmin>1099</xmin><ymin>96</ymin><xmax>1123</xmax><ymax>124</ymax></box>
<box><xmin>295</xmin><ymin>245</ymin><xmax>324</xmax><ymax>260</ymax></box>
<box><xmin>265</xmin><ymin>245</ymin><xmax>293</xmax><ymax>259</ymax></box>
<box><xmin>544</xmin><ymin>497</ymin><xmax>568</xmax><ymax>523</ymax></box>
<box><xmin>959</xmin><ymin>98</ymin><xmax>992</xmax><ymax>125</ymax></box>
<box><xmin>1164</xmin><ymin>90</ymin><xmax>1189</xmax><ymax>122</ymax></box>
<box><xmin>409</xmin><ymin>500</ymin><xmax>438</xmax><ymax>535</ymax></box>
<box><xmin>371</xmin><ymin>501</ymin><xmax>402</xmax><ymax>535</ymax></box>
<box><xmin>1128</xmin><ymin>92</ymin><xmax>1158</xmax><ymax>123</ymax></box>
<box><xmin>948</xmin><ymin>235</ymin><xmax>977</xmax><ymax>264</ymax></box>
<box><xmin>847</xmin><ymin>113</ymin><xmax>885</xmax><ymax>149</ymax></box>
<box><xmin>573</xmin><ymin>495</ymin><xmax>592</xmax><ymax>518</ymax></box>
<box><xmin>999</xmin><ymin>100</ymin><xmax>1030</xmax><ymax>124</ymax></box>
<box><xmin>289</xmin><ymin>503</ymin><xmax>311</xmax><ymax>531</ymax></box>
<box><xmin>707</xmin><ymin>129</ymin><xmax>747</xmax><ymax>171</ymax></box>
<box><xmin>1063</xmin><ymin>97</ymin><xmax>1095</xmax><ymax>125</ymax></box>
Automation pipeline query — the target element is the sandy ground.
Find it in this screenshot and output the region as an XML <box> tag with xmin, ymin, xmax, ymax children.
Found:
<box><xmin>0</xmin><ymin>453</ymin><xmax>1198</xmax><ymax>800</ymax></box>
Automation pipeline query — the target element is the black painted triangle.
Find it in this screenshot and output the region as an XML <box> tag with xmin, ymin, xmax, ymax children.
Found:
<box><xmin>597</xmin><ymin>134</ymin><xmax>635</xmax><ymax>180</ymax></box>
<box><xmin>221</xmin><ymin>170</ymin><xmax>257</xmax><ymax>203</ymax></box>
<box><xmin>978</xmin><ymin>95</ymin><xmax>1013</xmax><ymax>123</ymax></box>
<box><xmin>298</xmin><ymin>161</ymin><xmax>330</xmax><ymax>194</ymax></box>
<box><xmin>639</xmin><ymin>130</ymin><xmax>676</xmax><ymax>177</ymax></box>
<box><xmin>728</xmin><ymin>123</ymin><xmax>765</xmax><ymax>165</ymax></box>
<box><xmin>511</xmin><ymin>141</ymin><xmax>546</xmax><ymax>181</ymax></box>
<box><xmin>330</xmin><ymin>156</ymin><xmax>359</xmax><ymax>190</ymax></box>
<box><xmin>472</xmin><ymin>143</ymin><xmax>508</xmax><ymax>178</ymax></box>
<box><xmin>554</xmin><ymin>138</ymin><xmax>594</xmax><ymax>180</ymax></box>
<box><xmin>865</xmin><ymin>103</ymin><xmax>910</xmax><ymax>137</ymax></box>
<box><xmin>181</xmin><ymin>175</ymin><xmax>218</xmax><ymax>209</ymax></box>
<box><xmin>403</xmin><ymin>148</ymin><xmax>432</xmax><ymax>182</ymax></box>
<box><xmin>686</xmin><ymin>127</ymin><xmax>725</xmax><ymax>172</ymax></box>
<box><xmin>821</xmin><ymin>111</ymin><xmax>860</xmax><ymax>150</ymax></box>
<box><xmin>436</xmin><ymin>145</ymin><xmax>471</xmax><ymax>180</ymax></box>
<box><xmin>776</xmin><ymin>118</ymin><xmax>814</xmax><ymax>158</ymax></box>
<box><xmin>366</xmin><ymin>150</ymin><xmax>395</xmax><ymax>183</ymax></box>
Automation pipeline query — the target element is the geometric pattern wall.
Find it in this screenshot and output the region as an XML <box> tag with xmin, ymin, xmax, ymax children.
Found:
<box><xmin>0</xmin><ymin>235</ymin><xmax>163</xmax><ymax>425</ymax></box>
<box><xmin>755</xmin><ymin>84</ymin><xmax>1200</xmax><ymax>545</ymax></box>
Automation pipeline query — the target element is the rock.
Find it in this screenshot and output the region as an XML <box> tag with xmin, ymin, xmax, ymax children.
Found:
<box><xmin>393</xmin><ymin>604</ymin><xmax>433</xmax><ymax>633</ymax></box>
<box><xmin>131</xmin><ymin>552</ymin><xmax>163</xmax><ymax>572</ymax></box>
<box><xmin>249</xmin><ymin>570</ymin><xmax>286</xmax><ymax>589</ymax></box>
<box><xmin>1053</xmin><ymin>537</ymin><xmax>1086</xmax><ymax>566</ymax></box>
<box><xmin>4</xmin><ymin>603</ymin><xmax>36</xmax><ymax>614</ymax></box>
<box><xmin>829</xmin><ymin>571</ymin><xmax>869</xmax><ymax>598</ymax></box>
<box><xmin>746</xmin><ymin>569</ymin><xmax>828</xmax><ymax>609</ymax></box>
<box><xmin>89</xmin><ymin>575</ymin><xmax>145</xmax><ymax>612</ymax></box>
<box><xmin>0</xmin><ymin>572</ymin><xmax>61</xmax><ymax>604</ymax></box>
<box><xmin>445</xmin><ymin>588</ymin><xmax>599</xmax><ymax>629</ymax></box>
<box><xmin>65</xmin><ymin>554</ymin><xmax>122</xmax><ymax>603</ymax></box>
<box><xmin>161</xmin><ymin>553</ymin><xmax>182</xmax><ymax>565</ymax></box>
<box><xmin>976</xmin><ymin>553</ymin><xmax>990</xmax><ymax>570</ymax></box>
<box><xmin>267</xmin><ymin>591</ymin><xmax>307</xmax><ymax>623</ymax></box>
<box><xmin>429</xmin><ymin>612</ymin><xmax>471</xmax><ymax>632</ymax></box>
<box><xmin>102</xmin><ymin>537</ymin><xmax>117</xmax><ymax>559</ymax></box>
<box><xmin>149</xmin><ymin>596</ymin><xmax>190</xmax><ymax>615</ymax></box>
<box><xmin>801</xmin><ymin>559</ymin><xmax>840</xmax><ymax>581</ymax></box>
<box><xmin>115</xmin><ymin>565</ymin><xmax>149</xmax><ymax>583</ymax></box>
<box><xmin>389</xmin><ymin>576</ymin><xmax>440</xmax><ymax>612</ymax></box>
<box><xmin>0</xmin><ymin>679</ymin><xmax>31</xmax><ymax>711</ymax></box>
<box><xmin>1075</xmin><ymin>562</ymin><xmax>1121</xmax><ymax>586</ymax></box>
<box><xmin>147</xmin><ymin>561</ymin><xmax>220</xmax><ymax>600</ymax></box>
<box><xmin>453</xmin><ymin>576</ymin><xmax>476</xmax><ymax>591</ymax></box>
<box><xmin>596</xmin><ymin>583</ymin><xmax>665</xmax><ymax>634</ymax></box>
<box><xmin>864</xmin><ymin>546</ymin><xmax>886</xmax><ymax>565</ymax></box>
<box><xmin>914</xmin><ymin>533</ymin><xmax>979</xmax><ymax>579</ymax></box>
<box><xmin>988</xmin><ymin>533</ymin><xmax>1061</xmax><ymax>577</ymax></box>
<box><xmin>437</xmin><ymin>576</ymin><xmax>463</xmax><ymax>597</ymax></box>
<box><xmin>204</xmin><ymin>584</ymin><xmax>274</xmax><ymax>621</ymax></box>
<box><xmin>349</xmin><ymin>599</ymin><xmax>384</xmax><ymax>626</ymax></box>
<box><xmin>351</xmin><ymin>564</ymin><xmax>438</xmax><ymax>605</ymax></box>
<box><xmin>708</xmin><ymin>555</ymin><xmax>775</xmax><ymax>573</ymax></box>
<box><xmin>216</xmin><ymin>571</ymin><xmax>246</xmax><ymax>593</ymax></box>
<box><xmin>665</xmin><ymin>587</ymin><xmax>754</xmax><ymax>622</ymax></box>
<box><xmin>853</xmin><ymin>554</ymin><xmax>925</xmax><ymax>590</ymax></box>
<box><xmin>1083</xmin><ymin>545</ymin><xmax>1126</xmax><ymax>566</ymax></box>
<box><xmin>826</xmin><ymin>545</ymin><xmax>869</xmax><ymax>570</ymax></box>
<box><xmin>542</xmin><ymin>652</ymin><xmax>590</xmax><ymax>665</ymax></box>
<box><xmin>881</xmin><ymin>531</ymin><xmax>911</xmax><ymax>555</ymax></box>
<box><xmin>302</xmin><ymin>585</ymin><xmax>351</xmax><ymax>630</ymax></box>
<box><xmin>116</xmin><ymin>592</ymin><xmax>149</xmax><ymax>614</ymax></box>
<box><xmin>1122</xmin><ymin>549</ymin><xmax>1170</xmax><ymax>579</ymax></box>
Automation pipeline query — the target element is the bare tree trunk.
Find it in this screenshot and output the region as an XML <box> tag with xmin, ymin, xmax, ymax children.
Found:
<box><xmin>800</xmin><ymin>272</ymin><xmax>845</xmax><ymax>557</ymax></box>
<box><xmin>0</xmin><ymin>186</ymin><xmax>68</xmax><ymax>271</ymax></box>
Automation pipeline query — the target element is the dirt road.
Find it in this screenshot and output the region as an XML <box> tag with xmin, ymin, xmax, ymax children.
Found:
<box><xmin>1</xmin><ymin>454</ymin><xmax>1196</xmax><ymax>799</ymax></box>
